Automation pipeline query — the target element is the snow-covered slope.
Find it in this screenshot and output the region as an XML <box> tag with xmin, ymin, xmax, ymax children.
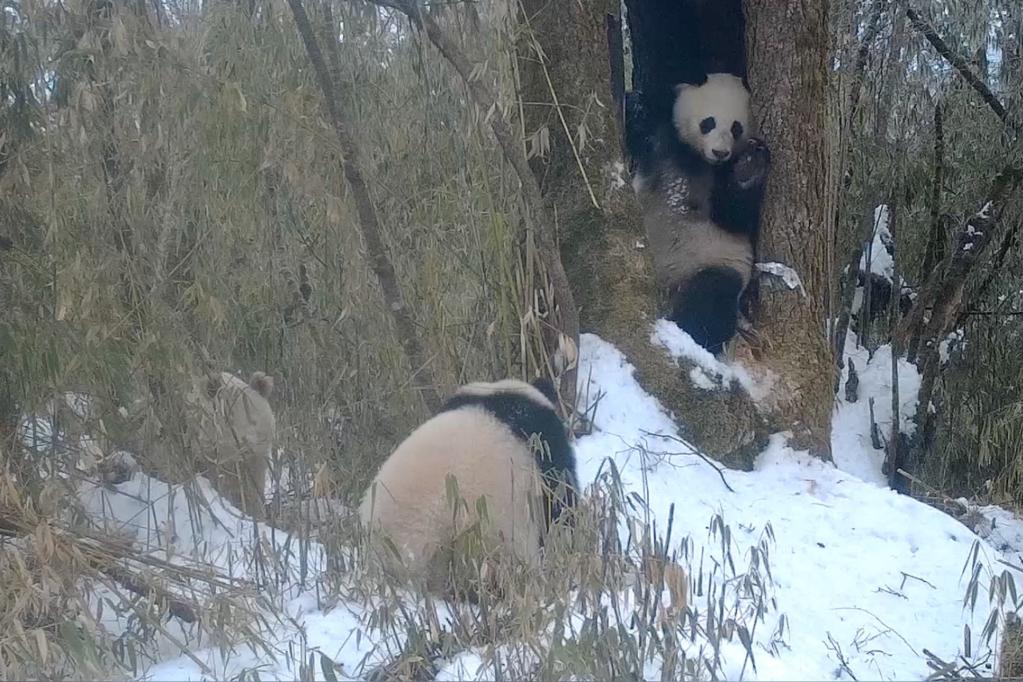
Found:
<box><xmin>575</xmin><ymin>333</ymin><xmax>1010</xmax><ymax>680</ymax></box>
<box><xmin>70</xmin><ymin>332</ymin><xmax>1021</xmax><ymax>681</ymax></box>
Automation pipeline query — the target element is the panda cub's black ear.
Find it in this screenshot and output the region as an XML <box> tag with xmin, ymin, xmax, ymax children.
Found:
<box><xmin>531</xmin><ymin>376</ymin><xmax>559</xmax><ymax>407</ymax></box>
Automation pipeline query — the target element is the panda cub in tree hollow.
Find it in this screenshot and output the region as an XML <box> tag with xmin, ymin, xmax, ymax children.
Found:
<box><xmin>359</xmin><ymin>377</ymin><xmax>577</xmax><ymax>594</ymax></box>
<box><xmin>626</xmin><ymin>73</ymin><xmax>771</xmax><ymax>355</ymax></box>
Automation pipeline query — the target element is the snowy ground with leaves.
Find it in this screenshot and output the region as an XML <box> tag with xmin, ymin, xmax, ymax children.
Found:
<box><xmin>53</xmin><ymin>330</ymin><xmax>1023</xmax><ymax>680</ymax></box>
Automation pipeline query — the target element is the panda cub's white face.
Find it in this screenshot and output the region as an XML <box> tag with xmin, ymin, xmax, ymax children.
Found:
<box><xmin>672</xmin><ymin>73</ymin><xmax>751</xmax><ymax>165</ymax></box>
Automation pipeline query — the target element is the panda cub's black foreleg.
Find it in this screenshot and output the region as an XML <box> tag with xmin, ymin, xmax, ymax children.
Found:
<box><xmin>710</xmin><ymin>136</ymin><xmax>771</xmax><ymax>239</ymax></box>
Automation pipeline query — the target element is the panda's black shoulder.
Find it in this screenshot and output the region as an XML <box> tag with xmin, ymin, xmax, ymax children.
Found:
<box><xmin>439</xmin><ymin>390</ymin><xmax>575</xmax><ymax>482</ymax></box>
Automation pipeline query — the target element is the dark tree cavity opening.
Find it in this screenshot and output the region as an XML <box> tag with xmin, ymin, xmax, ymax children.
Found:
<box><xmin>624</xmin><ymin>0</ymin><xmax>749</xmax><ymax>116</ymax></box>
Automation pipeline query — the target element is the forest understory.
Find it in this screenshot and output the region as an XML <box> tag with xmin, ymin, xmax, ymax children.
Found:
<box><xmin>2</xmin><ymin>0</ymin><xmax>1023</xmax><ymax>679</ymax></box>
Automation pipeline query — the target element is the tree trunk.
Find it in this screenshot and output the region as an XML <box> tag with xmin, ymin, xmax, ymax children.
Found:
<box><xmin>517</xmin><ymin>0</ymin><xmax>766</xmax><ymax>466</ymax></box>
<box><xmin>744</xmin><ymin>0</ymin><xmax>836</xmax><ymax>458</ymax></box>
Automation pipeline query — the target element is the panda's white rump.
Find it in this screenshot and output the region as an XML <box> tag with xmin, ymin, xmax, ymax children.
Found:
<box><xmin>359</xmin><ymin>406</ymin><xmax>545</xmax><ymax>583</ymax></box>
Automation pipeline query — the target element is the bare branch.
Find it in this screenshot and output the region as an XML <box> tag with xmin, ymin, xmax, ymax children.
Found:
<box><xmin>101</xmin><ymin>562</ymin><xmax>198</xmax><ymax>623</ymax></box>
<box><xmin>953</xmin><ymin>219</ymin><xmax>1023</xmax><ymax>330</ymax></box>
<box><xmin>0</xmin><ymin>512</ymin><xmax>198</xmax><ymax>623</ymax></box>
<box><xmin>919</xmin><ymin>102</ymin><xmax>946</xmax><ymax>281</ymax></box>
<box><xmin>899</xmin><ymin>168</ymin><xmax>1023</xmax><ymax>350</ymax></box>
<box><xmin>907</xmin><ymin>7</ymin><xmax>1013</xmax><ymax>128</ymax></box>
<box><xmin>285</xmin><ymin>0</ymin><xmax>441</xmax><ymax>410</ymax></box>
<box><xmin>907</xmin><ymin>102</ymin><xmax>947</xmax><ymax>361</ymax></box>
<box><xmin>846</xmin><ymin>0</ymin><xmax>887</xmax><ymax>126</ymax></box>
<box><xmin>897</xmin><ymin>167</ymin><xmax>1023</xmax><ymax>482</ymax></box>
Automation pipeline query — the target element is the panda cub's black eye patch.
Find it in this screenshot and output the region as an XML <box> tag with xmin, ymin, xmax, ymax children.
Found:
<box><xmin>699</xmin><ymin>117</ymin><xmax>716</xmax><ymax>134</ymax></box>
<box><xmin>731</xmin><ymin>121</ymin><xmax>744</xmax><ymax>138</ymax></box>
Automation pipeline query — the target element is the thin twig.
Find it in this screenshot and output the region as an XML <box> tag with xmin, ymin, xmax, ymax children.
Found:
<box><xmin>638</xmin><ymin>429</ymin><xmax>735</xmax><ymax>493</ymax></box>
<box><xmin>900</xmin><ymin>571</ymin><xmax>937</xmax><ymax>590</ymax></box>
<box><xmin>893</xmin><ymin>468</ymin><xmax>969</xmax><ymax>513</ymax></box>
<box><xmin>833</xmin><ymin>607</ymin><xmax>920</xmax><ymax>656</ymax></box>
<box><xmin>102</xmin><ymin>562</ymin><xmax>198</xmax><ymax>623</ymax></box>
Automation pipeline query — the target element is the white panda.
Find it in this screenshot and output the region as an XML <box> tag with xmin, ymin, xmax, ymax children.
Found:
<box><xmin>135</xmin><ymin>370</ymin><xmax>275</xmax><ymax>516</ymax></box>
<box><xmin>191</xmin><ymin>371</ymin><xmax>275</xmax><ymax>516</ymax></box>
<box><xmin>626</xmin><ymin>73</ymin><xmax>771</xmax><ymax>355</ymax></box>
<box><xmin>358</xmin><ymin>377</ymin><xmax>577</xmax><ymax>594</ymax></box>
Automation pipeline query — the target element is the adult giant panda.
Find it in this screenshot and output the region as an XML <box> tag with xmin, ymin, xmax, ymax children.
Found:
<box><xmin>359</xmin><ymin>377</ymin><xmax>577</xmax><ymax>595</ymax></box>
<box><xmin>626</xmin><ymin>72</ymin><xmax>771</xmax><ymax>355</ymax></box>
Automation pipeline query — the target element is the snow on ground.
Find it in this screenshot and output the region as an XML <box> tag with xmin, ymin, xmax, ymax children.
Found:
<box><xmin>579</xmin><ymin>332</ymin><xmax>1011</xmax><ymax>680</ymax></box>
<box><xmin>60</xmin><ymin>331</ymin><xmax>1021</xmax><ymax>680</ymax></box>
<box><xmin>77</xmin><ymin>469</ymin><xmax>424</xmax><ymax>680</ymax></box>
<box><xmin>650</xmin><ymin>319</ymin><xmax>774</xmax><ymax>404</ymax></box>
<box><xmin>860</xmin><ymin>204</ymin><xmax>895</xmax><ymax>280</ymax></box>
<box><xmin>968</xmin><ymin>504</ymin><xmax>1023</xmax><ymax>563</ymax></box>
<box><xmin>831</xmin><ymin>331</ymin><xmax>922</xmax><ymax>487</ymax></box>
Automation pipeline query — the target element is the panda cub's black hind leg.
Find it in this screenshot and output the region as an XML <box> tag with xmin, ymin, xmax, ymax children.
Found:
<box><xmin>669</xmin><ymin>266</ymin><xmax>745</xmax><ymax>356</ymax></box>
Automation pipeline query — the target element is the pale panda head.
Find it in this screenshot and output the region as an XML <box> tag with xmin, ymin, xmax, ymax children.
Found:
<box><xmin>672</xmin><ymin>73</ymin><xmax>751</xmax><ymax>165</ymax></box>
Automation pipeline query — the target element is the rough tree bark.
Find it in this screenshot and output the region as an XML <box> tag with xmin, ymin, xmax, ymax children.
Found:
<box><xmin>517</xmin><ymin>0</ymin><xmax>766</xmax><ymax>466</ymax></box>
<box><xmin>744</xmin><ymin>0</ymin><xmax>836</xmax><ymax>459</ymax></box>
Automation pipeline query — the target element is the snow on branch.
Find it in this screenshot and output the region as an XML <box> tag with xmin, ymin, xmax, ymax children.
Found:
<box><xmin>906</xmin><ymin>7</ymin><xmax>1013</xmax><ymax>129</ymax></box>
<box><xmin>900</xmin><ymin>168</ymin><xmax>1022</xmax><ymax>353</ymax></box>
<box><xmin>895</xmin><ymin>167</ymin><xmax>1022</xmax><ymax>484</ymax></box>
<box><xmin>858</xmin><ymin>204</ymin><xmax>894</xmax><ymax>281</ymax></box>
<box><xmin>755</xmin><ymin>262</ymin><xmax>807</xmax><ymax>297</ymax></box>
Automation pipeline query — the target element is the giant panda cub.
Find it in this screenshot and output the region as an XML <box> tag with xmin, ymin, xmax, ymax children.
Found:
<box><xmin>626</xmin><ymin>72</ymin><xmax>771</xmax><ymax>355</ymax></box>
<box><xmin>359</xmin><ymin>377</ymin><xmax>577</xmax><ymax>595</ymax></box>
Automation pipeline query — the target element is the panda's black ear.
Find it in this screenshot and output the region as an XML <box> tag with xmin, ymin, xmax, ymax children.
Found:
<box><xmin>531</xmin><ymin>376</ymin><xmax>559</xmax><ymax>406</ymax></box>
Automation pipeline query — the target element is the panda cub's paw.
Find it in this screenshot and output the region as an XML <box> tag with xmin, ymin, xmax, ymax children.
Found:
<box><xmin>732</xmin><ymin>137</ymin><xmax>771</xmax><ymax>190</ymax></box>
